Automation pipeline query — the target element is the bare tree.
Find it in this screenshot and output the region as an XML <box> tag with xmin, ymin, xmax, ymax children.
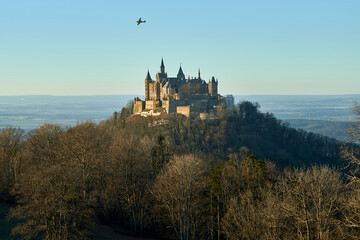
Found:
<box><xmin>107</xmin><ymin>134</ymin><xmax>154</xmax><ymax>235</ymax></box>
<box><xmin>8</xmin><ymin>124</ymin><xmax>68</xmax><ymax>239</ymax></box>
<box><xmin>280</xmin><ymin>166</ymin><xmax>345</xmax><ymax>240</ymax></box>
<box><xmin>9</xmin><ymin>123</ymin><xmax>110</xmax><ymax>239</ymax></box>
<box><xmin>222</xmin><ymin>166</ymin><xmax>345</xmax><ymax>240</ymax></box>
<box><xmin>222</xmin><ymin>188</ymin><xmax>269</xmax><ymax>240</ymax></box>
<box><xmin>0</xmin><ymin>127</ymin><xmax>23</xmax><ymax>201</ymax></box>
<box><xmin>341</xmin><ymin>102</ymin><xmax>360</xmax><ymax>237</ymax></box>
<box><xmin>152</xmin><ymin>154</ymin><xmax>205</xmax><ymax>240</ymax></box>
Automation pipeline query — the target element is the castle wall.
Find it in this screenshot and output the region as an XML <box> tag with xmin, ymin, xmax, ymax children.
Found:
<box><xmin>147</xmin><ymin>82</ymin><xmax>161</xmax><ymax>100</ymax></box>
<box><xmin>176</xmin><ymin>105</ymin><xmax>191</xmax><ymax>118</ymax></box>
<box><xmin>148</xmin><ymin>83</ymin><xmax>154</xmax><ymax>100</ymax></box>
<box><xmin>162</xmin><ymin>100</ymin><xmax>170</xmax><ymax>113</ymax></box>
<box><xmin>166</xmin><ymin>100</ymin><xmax>186</xmax><ymax>114</ymax></box>
<box><xmin>199</xmin><ymin>112</ymin><xmax>217</xmax><ymax>120</ymax></box>
<box><xmin>145</xmin><ymin>100</ymin><xmax>160</xmax><ymax>110</ymax></box>
<box><xmin>145</xmin><ymin>80</ymin><xmax>149</xmax><ymax>100</ymax></box>
<box><xmin>155</xmin><ymin>82</ymin><xmax>160</xmax><ymax>100</ymax></box>
<box><xmin>179</xmin><ymin>94</ymin><xmax>214</xmax><ymax>101</ymax></box>
<box><xmin>161</xmin><ymin>98</ymin><xmax>225</xmax><ymax>114</ymax></box>
<box><xmin>209</xmin><ymin>80</ymin><xmax>218</xmax><ymax>97</ymax></box>
<box><xmin>134</xmin><ymin>100</ymin><xmax>145</xmax><ymax>114</ymax></box>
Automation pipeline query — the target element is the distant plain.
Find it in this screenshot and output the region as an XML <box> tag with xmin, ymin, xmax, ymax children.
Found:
<box><xmin>0</xmin><ymin>94</ymin><xmax>359</xmax><ymax>141</ymax></box>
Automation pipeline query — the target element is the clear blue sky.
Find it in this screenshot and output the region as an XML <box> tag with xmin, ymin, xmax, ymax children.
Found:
<box><xmin>0</xmin><ymin>0</ymin><xmax>359</xmax><ymax>95</ymax></box>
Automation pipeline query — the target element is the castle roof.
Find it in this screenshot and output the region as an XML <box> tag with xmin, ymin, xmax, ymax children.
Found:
<box><xmin>166</xmin><ymin>77</ymin><xmax>178</xmax><ymax>85</ymax></box>
<box><xmin>145</xmin><ymin>70</ymin><xmax>152</xmax><ymax>81</ymax></box>
<box><xmin>177</xmin><ymin>66</ymin><xmax>184</xmax><ymax>77</ymax></box>
<box><xmin>157</xmin><ymin>72</ymin><xmax>167</xmax><ymax>79</ymax></box>
<box><xmin>164</xmin><ymin>81</ymin><xmax>173</xmax><ymax>89</ymax></box>
<box><xmin>186</xmin><ymin>77</ymin><xmax>204</xmax><ymax>85</ymax></box>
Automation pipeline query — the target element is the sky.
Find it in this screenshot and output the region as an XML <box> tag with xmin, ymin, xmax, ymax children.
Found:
<box><xmin>0</xmin><ymin>0</ymin><xmax>359</xmax><ymax>96</ymax></box>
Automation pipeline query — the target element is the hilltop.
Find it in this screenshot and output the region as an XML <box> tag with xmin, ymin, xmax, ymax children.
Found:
<box><xmin>120</xmin><ymin>101</ymin><xmax>347</xmax><ymax>168</ymax></box>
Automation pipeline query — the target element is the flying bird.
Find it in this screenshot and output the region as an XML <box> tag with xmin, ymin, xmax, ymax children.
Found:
<box><xmin>137</xmin><ymin>18</ymin><xmax>146</xmax><ymax>25</ymax></box>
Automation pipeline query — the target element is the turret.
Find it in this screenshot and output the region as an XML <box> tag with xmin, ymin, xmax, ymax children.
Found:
<box><xmin>208</xmin><ymin>76</ymin><xmax>218</xmax><ymax>97</ymax></box>
<box><xmin>156</xmin><ymin>58</ymin><xmax>167</xmax><ymax>83</ymax></box>
<box><xmin>160</xmin><ymin>58</ymin><xmax>165</xmax><ymax>74</ymax></box>
<box><xmin>145</xmin><ymin>70</ymin><xmax>152</xmax><ymax>81</ymax></box>
<box><xmin>177</xmin><ymin>65</ymin><xmax>185</xmax><ymax>81</ymax></box>
<box><xmin>145</xmin><ymin>70</ymin><xmax>152</xmax><ymax>100</ymax></box>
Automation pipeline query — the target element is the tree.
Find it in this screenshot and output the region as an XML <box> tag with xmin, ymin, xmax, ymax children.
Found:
<box><xmin>221</xmin><ymin>166</ymin><xmax>345</xmax><ymax>240</ymax></box>
<box><xmin>152</xmin><ymin>154</ymin><xmax>205</xmax><ymax>240</ymax></box>
<box><xmin>0</xmin><ymin>127</ymin><xmax>23</xmax><ymax>201</ymax></box>
<box><xmin>8</xmin><ymin>122</ymin><xmax>110</xmax><ymax>239</ymax></box>
<box><xmin>151</xmin><ymin>134</ymin><xmax>172</xmax><ymax>174</ymax></box>
<box><xmin>279</xmin><ymin>166</ymin><xmax>345</xmax><ymax>240</ymax></box>
<box><xmin>8</xmin><ymin>124</ymin><xmax>68</xmax><ymax>239</ymax></box>
<box><xmin>9</xmin><ymin>159</ymin><xmax>95</xmax><ymax>239</ymax></box>
<box><xmin>117</xmin><ymin>100</ymin><xmax>135</xmax><ymax>126</ymax></box>
<box><xmin>61</xmin><ymin>121</ymin><xmax>110</xmax><ymax>200</ymax></box>
<box><xmin>341</xmin><ymin>102</ymin><xmax>360</xmax><ymax>237</ymax></box>
<box><xmin>222</xmin><ymin>188</ymin><xmax>270</xmax><ymax>240</ymax></box>
<box><xmin>220</xmin><ymin>153</ymin><xmax>274</xmax><ymax>240</ymax></box>
<box><xmin>107</xmin><ymin>134</ymin><xmax>154</xmax><ymax>235</ymax></box>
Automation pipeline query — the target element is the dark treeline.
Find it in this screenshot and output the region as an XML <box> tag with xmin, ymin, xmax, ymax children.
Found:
<box><xmin>0</xmin><ymin>101</ymin><xmax>360</xmax><ymax>240</ymax></box>
<box><xmin>155</xmin><ymin>101</ymin><xmax>344</xmax><ymax>167</ymax></box>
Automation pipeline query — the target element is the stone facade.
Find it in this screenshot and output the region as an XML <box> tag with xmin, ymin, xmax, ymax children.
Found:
<box><xmin>134</xmin><ymin>59</ymin><xmax>226</xmax><ymax>118</ymax></box>
<box><xmin>176</xmin><ymin>105</ymin><xmax>191</xmax><ymax>118</ymax></box>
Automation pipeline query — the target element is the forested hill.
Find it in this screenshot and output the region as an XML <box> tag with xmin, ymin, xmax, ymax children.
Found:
<box><xmin>1</xmin><ymin>101</ymin><xmax>358</xmax><ymax>239</ymax></box>
<box><xmin>124</xmin><ymin>101</ymin><xmax>348</xmax><ymax>168</ymax></box>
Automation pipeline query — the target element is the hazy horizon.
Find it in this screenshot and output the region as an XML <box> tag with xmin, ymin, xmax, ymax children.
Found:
<box><xmin>1</xmin><ymin>93</ymin><xmax>360</xmax><ymax>97</ymax></box>
<box><xmin>1</xmin><ymin>94</ymin><xmax>359</xmax><ymax>141</ymax></box>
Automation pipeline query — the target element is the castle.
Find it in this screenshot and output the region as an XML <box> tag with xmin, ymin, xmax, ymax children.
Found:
<box><xmin>134</xmin><ymin>59</ymin><xmax>230</xmax><ymax>119</ymax></box>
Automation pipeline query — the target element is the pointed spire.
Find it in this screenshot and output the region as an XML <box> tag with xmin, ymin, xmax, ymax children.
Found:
<box><xmin>177</xmin><ymin>65</ymin><xmax>184</xmax><ymax>77</ymax></box>
<box><xmin>145</xmin><ymin>70</ymin><xmax>152</xmax><ymax>81</ymax></box>
<box><xmin>160</xmin><ymin>58</ymin><xmax>165</xmax><ymax>74</ymax></box>
<box><xmin>198</xmin><ymin>68</ymin><xmax>201</xmax><ymax>79</ymax></box>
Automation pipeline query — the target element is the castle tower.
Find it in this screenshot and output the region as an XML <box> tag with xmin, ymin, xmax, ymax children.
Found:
<box><xmin>145</xmin><ymin>70</ymin><xmax>152</xmax><ymax>100</ymax></box>
<box><xmin>156</xmin><ymin>58</ymin><xmax>167</xmax><ymax>83</ymax></box>
<box><xmin>208</xmin><ymin>76</ymin><xmax>218</xmax><ymax>97</ymax></box>
<box><xmin>160</xmin><ymin>58</ymin><xmax>165</xmax><ymax>74</ymax></box>
<box><xmin>155</xmin><ymin>81</ymin><xmax>161</xmax><ymax>100</ymax></box>
<box><xmin>177</xmin><ymin>65</ymin><xmax>185</xmax><ymax>81</ymax></box>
